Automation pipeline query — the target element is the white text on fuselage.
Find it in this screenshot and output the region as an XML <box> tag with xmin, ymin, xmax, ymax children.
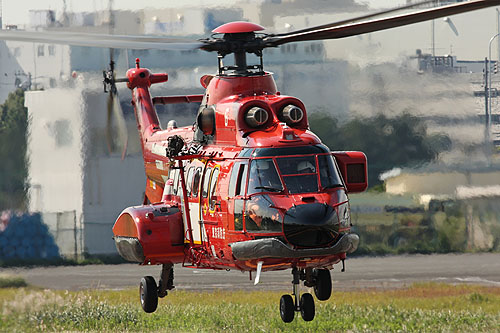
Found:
<box><xmin>211</xmin><ymin>226</ymin><xmax>225</xmax><ymax>240</ymax></box>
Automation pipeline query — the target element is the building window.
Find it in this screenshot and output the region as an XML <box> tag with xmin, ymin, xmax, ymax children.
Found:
<box><xmin>48</xmin><ymin>45</ymin><xmax>55</xmax><ymax>56</ymax></box>
<box><xmin>37</xmin><ymin>45</ymin><xmax>45</xmax><ymax>57</ymax></box>
<box><xmin>281</xmin><ymin>44</ymin><xmax>297</xmax><ymax>54</ymax></box>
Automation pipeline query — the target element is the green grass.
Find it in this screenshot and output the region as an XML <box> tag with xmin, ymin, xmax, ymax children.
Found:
<box><xmin>0</xmin><ymin>274</ymin><xmax>27</xmax><ymax>288</ymax></box>
<box><xmin>0</xmin><ymin>283</ymin><xmax>499</xmax><ymax>332</ymax></box>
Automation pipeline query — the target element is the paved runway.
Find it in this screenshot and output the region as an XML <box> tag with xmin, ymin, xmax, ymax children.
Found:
<box><xmin>2</xmin><ymin>253</ymin><xmax>499</xmax><ymax>292</ymax></box>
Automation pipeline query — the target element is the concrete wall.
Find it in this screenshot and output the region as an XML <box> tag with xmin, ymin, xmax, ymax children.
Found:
<box><xmin>25</xmin><ymin>86</ymin><xmax>149</xmax><ymax>255</ymax></box>
<box><xmin>25</xmin><ymin>89</ymin><xmax>84</xmax><ymax>214</ymax></box>
<box><xmin>82</xmin><ymin>156</ymin><xmax>146</xmax><ymax>254</ymax></box>
<box><xmin>25</xmin><ymin>88</ymin><xmax>85</xmax><ymax>256</ymax></box>
<box><xmin>80</xmin><ymin>89</ymin><xmax>147</xmax><ymax>254</ymax></box>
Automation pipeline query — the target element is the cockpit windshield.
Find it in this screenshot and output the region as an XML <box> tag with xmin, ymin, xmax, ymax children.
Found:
<box><xmin>276</xmin><ymin>156</ymin><xmax>318</xmax><ymax>193</ymax></box>
<box><xmin>247</xmin><ymin>159</ymin><xmax>284</xmax><ymax>195</ymax></box>
<box><xmin>246</xmin><ymin>145</ymin><xmax>343</xmax><ymax>195</ymax></box>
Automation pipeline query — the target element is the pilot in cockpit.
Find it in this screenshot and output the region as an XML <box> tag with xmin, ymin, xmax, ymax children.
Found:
<box><xmin>297</xmin><ymin>160</ymin><xmax>316</xmax><ymax>174</ymax></box>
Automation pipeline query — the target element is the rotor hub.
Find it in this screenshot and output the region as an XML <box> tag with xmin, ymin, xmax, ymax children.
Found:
<box><xmin>212</xmin><ymin>21</ymin><xmax>265</xmax><ymax>34</ymax></box>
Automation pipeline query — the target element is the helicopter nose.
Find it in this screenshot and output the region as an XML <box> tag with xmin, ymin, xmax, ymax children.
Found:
<box><xmin>283</xmin><ymin>203</ymin><xmax>340</xmax><ymax>248</ymax></box>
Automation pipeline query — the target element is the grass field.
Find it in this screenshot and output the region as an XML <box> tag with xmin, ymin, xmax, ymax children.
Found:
<box><xmin>1</xmin><ymin>281</ymin><xmax>499</xmax><ymax>332</ymax></box>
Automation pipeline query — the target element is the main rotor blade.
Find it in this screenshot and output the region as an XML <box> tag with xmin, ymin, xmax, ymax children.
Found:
<box><xmin>273</xmin><ymin>0</ymin><xmax>438</xmax><ymax>37</ymax></box>
<box><xmin>0</xmin><ymin>30</ymin><xmax>204</xmax><ymax>50</ymax></box>
<box><xmin>265</xmin><ymin>0</ymin><xmax>500</xmax><ymax>46</ymax></box>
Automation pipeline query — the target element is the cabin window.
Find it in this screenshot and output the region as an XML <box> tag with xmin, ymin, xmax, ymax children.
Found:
<box><xmin>209</xmin><ymin>167</ymin><xmax>220</xmax><ymax>210</ymax></box>
<box><xmin>172</xmin><ymin>168</ymin><xmax>180</xmax><ymax>195</ymax></box>
<box><xmin>186</xmin><ymin>167</ymin><xmax>194</xmax><ymax>197</ymax></box>
<box><xmin>276</xmin><ymin>156</ymin><xmax>318</xmax><ymax>194</ymax></box>
<box><xmin>192</xmin><ymin>167</ymin><xmax>202</xmax><ymax>197</ymax></box>
<box><xmin>229</xmin><ymin>162</ymin><xmax>248</xmax><ymax>197</ymax></box>
<box><xmin>247</xmin><ymin>159</ymin><xmax>283</xmax><ymax>195</ymax></box>
<box><xmin>202</xmin><ymin>167</ymin><xmax>212</xmax><ymax>198</ymax></box>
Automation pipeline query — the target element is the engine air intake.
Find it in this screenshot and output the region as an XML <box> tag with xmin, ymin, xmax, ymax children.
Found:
<box><xmin>245</xmin><ymin>107</ymin><xmax>269</xmax><ymax>127</ymax></box>
<box><xmin>281</xmin><ymin>105</ymin><xmax>303</xmax><ymax>125</ymax></box>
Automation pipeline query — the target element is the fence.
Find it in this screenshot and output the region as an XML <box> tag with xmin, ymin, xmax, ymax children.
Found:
<box><xmin>42</xmin><ymin>210</ymin><xmax>84</xmax><ymax>259</ymax></box>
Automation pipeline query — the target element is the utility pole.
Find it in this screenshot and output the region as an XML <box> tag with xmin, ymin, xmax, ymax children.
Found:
<box><xmin>485</xmin><ymin>57</ymin><xmax>489</xmax><ymax>145</ymax></box>
<box><xmin>431</xmin><ymin>20</ymin><xmax>435</xmax><ymax>57</ymax></box>
<box><xmin>497</xmin><ymin>9</ymin><xmax>500</xmax><ymax>64</ymax></box>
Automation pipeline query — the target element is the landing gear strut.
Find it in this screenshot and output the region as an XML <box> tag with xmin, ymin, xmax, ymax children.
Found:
<box><xmin>139</xmin><ymin>263</ymin><xmax>175</xmax><ymax>313</ymax></box>
<box><xmin>279</xmin><ymin>267</ymin><xmax>316</xmax><ymax>322</ymax></box>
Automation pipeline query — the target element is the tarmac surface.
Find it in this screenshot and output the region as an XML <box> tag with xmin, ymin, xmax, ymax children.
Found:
<box><xmin>2</xmin><ymin>253</ymin><xmax>499</xmax><ymax>292</ymax></box>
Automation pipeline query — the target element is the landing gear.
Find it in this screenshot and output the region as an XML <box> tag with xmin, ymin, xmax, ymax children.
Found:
<box><xmin>139</xmin><ymin>263</ymin><xmax>175</xmax><ymax>313</ymax></box>
<box><xmin>313</xmin><ymin>268</ymin><xmax>332</xmax><ymax>301</ymax></box>
<box><xmin>140</xmin><ymin>276</ymin><xmax>158</xmax><ymax>313</ymax></box>
<box><xmin>279</xmin><ymin>267</ymin><xmax>317</xmax><ymax>323</ymax></box>
<box><xmin>279</xmin><ymin>295</ymin><xmax>295</xmax><ymax>323</ymax></box>
<box><xmin>300</xmin><ymin>293</ymin><xmax>315</xmax><ymax>322</ymax></box>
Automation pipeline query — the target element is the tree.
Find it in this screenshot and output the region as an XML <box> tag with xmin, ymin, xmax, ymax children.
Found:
<box><xmin>309</xmin><ymin>112</ymin><xmax>451</xmax><ymax>186</ymax></box>
<box><xmin>0</xmin><ymin>89</ymin><xmax>28</xmax><ymax>210</ymax></box>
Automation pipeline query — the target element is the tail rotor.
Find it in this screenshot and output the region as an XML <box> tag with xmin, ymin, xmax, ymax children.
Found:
<box><xmin>103</xmin><ymin>59</ymin><xmax>129</xmax><ymax>160</ymax></box>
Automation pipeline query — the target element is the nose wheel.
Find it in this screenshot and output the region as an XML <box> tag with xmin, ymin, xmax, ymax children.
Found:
<box><xmin>279</xmin><ymin>267</ymin><xmax>316</xmax><ymax>322</ymax></box>
<box><xmin>139</xmin><ymin>263</ymin><xmax>175</xmax><ymax>313</ymax></box>
<box><xmin>139</xmin><ymin>276</ymin><xmax>158</xmax><ymax>313</ymax></box>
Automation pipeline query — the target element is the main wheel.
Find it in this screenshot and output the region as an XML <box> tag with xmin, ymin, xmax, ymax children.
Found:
<box><xmin>279</xmin><ymin>294</ymin><xmax>295</xmax><ymax>323</ymax></box>
<box><xmin>313</xmin><ymin>268</ymin><xmax>332</xmax><ymax>301</ymax></box>
<box><xmin>300</xmin><ymin>293</ymin><xmax>315</xmax><ymax>321</ymax></box>
<box><xmin>140</xmin><ymin>276</ymin><xmax>158</xmax><ymax>313</ymax></box>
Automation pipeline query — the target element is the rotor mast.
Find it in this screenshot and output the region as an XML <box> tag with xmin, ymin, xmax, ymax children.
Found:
<box><xmin>204</xmin><ymin>22</ymin><xmax>266</xmax><ymax>76</ymax></box>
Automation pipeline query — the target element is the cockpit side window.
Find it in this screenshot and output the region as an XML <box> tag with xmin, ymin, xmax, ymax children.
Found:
<box><xmin>318</xmin><ymin>154</ymin><xmax>343</xmax><ymax>189</ymax></box>
<box><xmin>235</xmin><ymin>163</ymin><xmax>247</xmax><ymax>196</ymax></box>
<box><xmin>247</xmin><ymin>159</ymin><xmax>283</xmax><ymax>195</ymax></box>
<box><xmin>229</xmin><ymin>162</ymin><xmax>248</xmax><ymax>197</ymax></box>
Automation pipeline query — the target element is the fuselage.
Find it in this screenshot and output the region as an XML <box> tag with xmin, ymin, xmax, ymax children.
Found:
<box><xmin>113</xmin><ymin>60</ymin><xmax>366</xmax><ymax>272</ymax></box>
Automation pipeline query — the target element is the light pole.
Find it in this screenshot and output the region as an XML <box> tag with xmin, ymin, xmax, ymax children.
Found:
<box><xmin>488</xmin><ymin>33</ymin><xmax>500</xmax><ymax>140</ymax></box>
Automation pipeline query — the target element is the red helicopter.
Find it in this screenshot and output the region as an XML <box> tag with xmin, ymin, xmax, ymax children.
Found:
<box><xmin>2</xmin><ymin>0</ymin><xmax>499</xmax><ymax>323</ymax></box>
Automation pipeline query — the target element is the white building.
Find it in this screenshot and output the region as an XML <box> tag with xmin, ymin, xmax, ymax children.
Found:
<box><xmin>25</xmin><ymin>83</ymin><xmax>147</xmax><ymax>255</ymax></box>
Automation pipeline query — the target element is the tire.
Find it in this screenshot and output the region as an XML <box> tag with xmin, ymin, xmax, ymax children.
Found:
<box><xmin>300</xmin><ymin>293</ymin><xmax>315</xmax><ymax>321</ymax></box>
<box><xmin>279</xmin><ymin>294</ymin><xmax>295</xmax><ymax>323</ymax></box>
<box><xmin>313</xmin><ymin>268</ymin><xmax>332</xmax><ymax>301</ymax></box>
<box><xmin>140</xmin><ymin>276</ymin><xmax>158</xmax><ymax>313</ymax></box>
